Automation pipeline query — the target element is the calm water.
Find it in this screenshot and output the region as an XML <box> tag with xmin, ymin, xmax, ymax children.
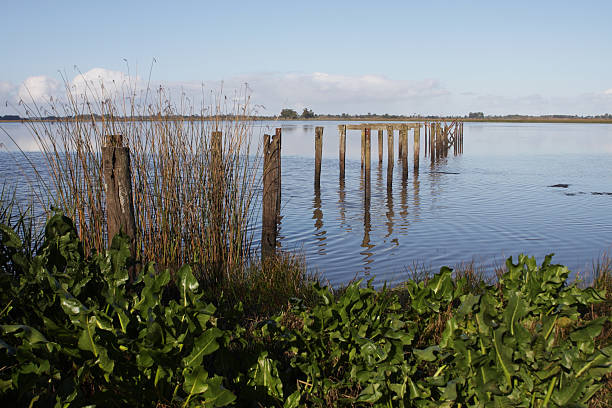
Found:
<box><xmin>2</xmin><ymin>121</ymin><xmax>612</xmax><ymax>286</ymax></box>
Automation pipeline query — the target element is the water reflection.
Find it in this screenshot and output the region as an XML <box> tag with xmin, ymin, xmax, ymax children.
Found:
<box><xmin>312</xmin><ymin>185</ymin><xmax>326</xmax><ymax>254</ymax></box>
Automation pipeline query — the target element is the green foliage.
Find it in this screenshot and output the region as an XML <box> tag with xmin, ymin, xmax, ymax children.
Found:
<box><xmin>279</xmin><ymin>108</ymin><xmax>298</xmax><ymax>119</ymax></box>
<box><xmin>301</xmin><ymin>108</ymin><xmax>315</xmax><ymax>119</ymax></box>
<box><xmin>0</xmin><ymin>214</ymin><xmax>235</xmax><ymax>407</ymax></box>
<box><xmin>1</xmin><ymin>215</ymin><xmax>610</xmax><ymax>407</ymax></box>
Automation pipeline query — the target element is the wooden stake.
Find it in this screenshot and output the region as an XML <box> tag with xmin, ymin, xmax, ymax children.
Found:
<box><xmin>387</xmin><ymin>126</ymin><xmax>394</xmax><ymax>170</ymax></box>
<box><xmin>339</xmin><ymin>124</ymin><xmax>346</xmax><ymax>179</ymax></box>
<box><xmin>314</xmin><ymin>126</ymin><xmax>323</xmax><ymax>187</ymax></box>
<box><xmin>413</xmin><ymin>127</ymin><xmax>420</xmax><ymax>173</ymax></box>
<box><xmin>361</xmin><ymin>128</ymin><xmax>365</xmax><ymax>168</ymax></box>
<box><xmin>378</xmin><ymin>129</ymin><xmax>383</xmax><ymax>164</ymax></box>
<box><xmin>102</xmin><ymin>134</ymin><xmax>136</xmax><ymax>258</ymax></box>
<box><xmin>364</xmin><ymin>128</ymin><xmax>371</xmax><ymax>176</ymax></box>
<box><xmin>262</xmin><ymin>132</ymin><xmax>281</xmax><ymax>259</ymax></box>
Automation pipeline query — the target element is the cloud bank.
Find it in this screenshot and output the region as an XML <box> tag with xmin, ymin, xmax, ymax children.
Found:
<box><xmin>1</xmin><ymin>67</ymin><xmax>612</xmax><ymax>116</ymax></box>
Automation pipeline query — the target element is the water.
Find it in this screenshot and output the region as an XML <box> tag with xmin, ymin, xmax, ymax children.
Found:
<box><xmin>2</xmin><ymin>120</ymin><xmax>612</xmax><ymax>286</ymax></box>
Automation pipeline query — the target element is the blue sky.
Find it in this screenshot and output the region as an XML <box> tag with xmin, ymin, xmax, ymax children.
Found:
<box><xmin>1</xmin><ymin>0</ymin><xmax>612</xmax><ymax>115</ymax></box>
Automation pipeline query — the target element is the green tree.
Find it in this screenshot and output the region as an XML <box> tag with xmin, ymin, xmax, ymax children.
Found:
<box><xmin>301</xmin><ymin>108</ymin><xmax>315</xmax><ymax>119</ymax></box>
<box><xmin>280</xmin><ymin>108</ymin><xmax>298</xmax><ymax>119</ymax></box>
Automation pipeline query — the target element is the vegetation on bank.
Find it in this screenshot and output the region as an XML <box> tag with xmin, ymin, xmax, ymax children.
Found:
<box><xmin>0</xmin><ymin>213</ymin><xmax>611</xmax><ymax>407</ymax></box>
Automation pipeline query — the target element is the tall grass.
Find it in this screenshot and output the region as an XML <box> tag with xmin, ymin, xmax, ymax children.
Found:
<box><xmin>15</xmin><ymin>75</ymin><xmax>261</xmax><ymax>285</ymax></box>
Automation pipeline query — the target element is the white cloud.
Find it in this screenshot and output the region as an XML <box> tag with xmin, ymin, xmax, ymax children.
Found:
<box><xmin>18</xmin><ymin>75</ymin><xmax>60</xmax><ymax>104</ymax></box>
<box><xmin>604</xmin><ymin>88</ymin><xmax>612</xmax><ymax>95</ymax></box>
<box><xmin>70</xmin><ymin>68</ymin><xmax>140</xmax><ymax>98</ymax></box>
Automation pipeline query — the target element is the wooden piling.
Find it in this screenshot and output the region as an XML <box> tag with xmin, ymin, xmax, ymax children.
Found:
<box><xmin>364</xmin><ymin>128</ymin><xmax>371</xmax><ymax>176</ymax></box>
<box><xmin>387</xmin><ymin>126</ymin><xmax>394</xmax><ymax>170</ymax></box>
<box><xmin>378</xmin><ymin>129</ymin><xmax>383</xmax><ymax>164</ymax></box>
<box><xmin>102</xmin><ymin>134</ymin><xmax>136</xmax><ymax>259</ymax></box>
<box><xmin>262</xmin><ymin>131</ymin><xmax>281</xmax><ymax>259</ymax></box>
<box><xmin>413</xmin><ymin>127</ymin><xmax>420</xmax><ymax>173</ymax></box>
<box><xmin>314</xmin><ymin>126</ymin><xmax>323</xmax><ymax>187</ymax></box>
<box><xmin>275</xmin><ymin>128</ymin><xmax>282</xmax><ymax>212</ymax></box>
<box><xmin>400</xmin><ymin>127</ymin><xmax>408</xmax><ymax>179</ymax></box>
<box><xmin>339</xmin><ymin>125</ymin><xmax>346</xmax><ymax>179</ymax></box>
<box><xmin>398</xmin><ymin>127</ymin><xmax>404</xmax><ymax>160</ymax></box>
<box><xmin>361</xmin><ymin>128</ymin><xmax>366</xmax><ymax>169</ymax></box>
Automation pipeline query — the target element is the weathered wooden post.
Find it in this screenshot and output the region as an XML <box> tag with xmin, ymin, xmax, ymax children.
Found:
<box><xmin>102</xmin><ymin>134</ymin><xmax>137</xmax><ymax>258</ymax></box>
<box><xmin>424</xmin><ymin>122</ymin><xmax>428</xmax><ymax>156</ymax></box>
<box><xmin>314</xmin><ymin>126</ymin><xmax>323</xmax><ymax>187</ymax></box>
<box><xmin>361</xmin><ymin>127</ymin><xmax>366</xmax><ymax>169</ymax></box>
<box><xmin>262</xmin><ymin>131</ymin><xmax>281</xmax><ymax>259</ymax></box>
<box><xmin>413</xmin><ymin>126</ymin><xmax>420</xmax><ymax>173</ymax></box>
<box><xmin>364</xmin><ymin>128</ymin><xmax>371</xmax><ymax>176</ymax></box>
<box><xmin>387</xmin><ymin>126</ymin><xmax>394</xmax><ymax>169</ymax></box>
<box><xmin>400</xmin><ymin>127</ymin><xmax>408</xmax><ymax>178</ymax></box>
<box><xmin>275</xmin><ymin>128</ymin><xmax>282</xmax><ymax>213</ymax></box>
<box><xmin>377</xmin><ymin>129</ymin><xmax>383</xmax><ymax>164</ymax></box>
<box><xmin>398</xmin><ymin>126</ymin><xmax>404</xmax><ymax>160</ymax></box>
<box><xmin>339</xmin><ymin>125</ymin><xmax>346</xmax><ymax>179</ymax></box>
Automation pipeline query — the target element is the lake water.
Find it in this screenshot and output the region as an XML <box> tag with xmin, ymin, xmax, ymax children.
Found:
<box><xmin>2</xmin><ymin>120</ymin><xmax>612</xmax><ymax>286</ymax></box>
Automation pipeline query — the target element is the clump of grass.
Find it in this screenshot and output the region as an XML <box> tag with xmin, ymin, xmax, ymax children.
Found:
<box><xmin>15</xmin><ymin>71</ymin><xmax>261</xmax><ymax>290</ymax></box>
<box><xmin>216</xmin><ymin>251</ymin><xmax>319</xmax><ymax>320</ymax></box>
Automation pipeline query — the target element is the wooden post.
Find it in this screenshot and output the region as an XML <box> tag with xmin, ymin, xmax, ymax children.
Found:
<box><xmin>387</xmin><ymin>126</ymin><xmax>394</xmax><ymax>169</ymax></box>
<box><xmin>413</xmin><ymin>127</ymin><xmax>420</xmax><ymax>173</ymax></box>
<box><xmin>424</xmin><ymin>122</ymin><xmax>428</xmax><ymax>156</ymax></box>
<box><xmin>378</xmin><ymin>129</ymin><xmax>383</xmax><ymax>164</ymax></box>
<box><xmin>400</xmin><ymin>127</ymin><xmax>408</xmax><ymax>178</ymax></box>
<box><xmin>102</xmin><ymin>134</ymin><xmax>136</xmax><ymax>258</ymax></box>
<box><xmin>361</xmin><ymin>128</ymin><xmax>365</xmax><ymax>169</ymax></box>
<box><xmin>314</xmin><ymin>126</ymin><xmax>323</xmax><ymax>187</ymax></box>
<box><xmin>275</xmin><ymin>128</ymin><xmax>282</xmax><ymax>213</ymax></box>
<box><xmin>262</xmin><ymin>132</ymin><xmax>281</xmax><ymax>259</ymax></box>
<box><xmin>398</xmin><ymin>126</ymin><xmax>404</xmax><ymax>160</ymax></box>
<box><xmin>339</xmin><ymin>125</ymin><xmax>346</xmax><ymax>179</ymax></box>
<box><xmin>364</xmin><ymin>128</ymin><xmax>371</xmax><ymax>176</ymax></box>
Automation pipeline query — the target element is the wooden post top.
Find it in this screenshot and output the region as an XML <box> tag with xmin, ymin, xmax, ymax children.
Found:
<box><xmin>105</xmin><ymin>134</ymin><xmax>123</xmax><ymax>147</ymax></box>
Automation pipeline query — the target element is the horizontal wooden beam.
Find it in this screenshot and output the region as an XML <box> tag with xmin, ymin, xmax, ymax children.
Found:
<box><xmin>344</xmin><ymin>123</ymin><xmax>422</xmax><ymax>131</ymax></box>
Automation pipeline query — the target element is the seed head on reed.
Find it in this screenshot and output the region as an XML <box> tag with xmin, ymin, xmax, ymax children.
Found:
<box><xmin>16</xmin><ymin>71</ymin><xmax>262</xmax><ymax>287</ymax></box>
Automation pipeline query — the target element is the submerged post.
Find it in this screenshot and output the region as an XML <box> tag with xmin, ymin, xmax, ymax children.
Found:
<box><xmin>364</xmin><ymin>128</ymin><xmax>371</xmax><ymax>175</ymax></box>
<box><xmin>262</xmin><ymin>131</ymin><xmax>281</xmax><ymax>260</ymax></box>
<box><xmin>400</xmin><ymin>127</ymin><xmax>408</xmax><ymax>178</ymax></box>
<box><xmin>102</xmin><ymin>134</ymin><xmax>137</xmax><ymax>258</ymax></box>
<box><xmin>413</xmin><ymin>126</ymin><xmax>420</xmax><ymax>173</ymax></box>
<box><xmin>387</xmin><ymin>126</ymin><xmax>394</xmax><ymax>170</ymax></box>
<box><xmin>314</xmin><ymin>126</ymin><xmax>323</xmax><ymax>187</ymax></box>
<box><xmin>378</xmin><ymin>129</ymin><xmax>383</xmax><ymax>164</ymax></box>
<box><xmin>361</xmin><ymin>128</ymin><xmax>366</xmax><ymax>169</ymax></box>
<box><xmin>364</xmin><ymin>128</ymin><xmax>371</xmax><ymax>200</ymax></box>
<box><xmin>339</xmin><ymin>125</ymin><xmax>346</xmax><ymax>179</ymax></box>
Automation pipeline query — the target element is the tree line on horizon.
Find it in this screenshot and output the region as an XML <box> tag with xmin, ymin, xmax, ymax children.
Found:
<box><xmin>2</xmin><ymin>111</ymin><xmax>612</xmax><ymax>121</ymax></box>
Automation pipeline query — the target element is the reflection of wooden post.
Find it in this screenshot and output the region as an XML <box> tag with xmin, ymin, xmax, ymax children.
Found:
<box><xmin>314</xmin><ymin>126</ymin><xmax>323</xmax><ymax>187</ymax></box>
<box><xmin>262</xmin><ymin>132</ymin><xmax>281</xmax><ymax>259</ymax></box>
<box><xmin>413</xmin><ymin>127</ymin><xmax>420</xmax><ymax>173</ymax></box>
<box><xmin>103</xmin><ymin>134</ymin><xmax>136</xmax><ymax>258</ymax></box>
<box><xmin>377</xmin><ymin>129</ymin><xmax>383</xmax><ymax>164</ymax></box>
<box><xmin>339</xmin><ymin>125</ymin><xmax>346</xmax><ymax>179</ymax></box>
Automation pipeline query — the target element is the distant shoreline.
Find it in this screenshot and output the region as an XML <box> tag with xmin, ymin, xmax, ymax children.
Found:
<box><xmin>2</xmin><ymin>117</ymin><xmax>612</xmax><ymax>124</ymax></box>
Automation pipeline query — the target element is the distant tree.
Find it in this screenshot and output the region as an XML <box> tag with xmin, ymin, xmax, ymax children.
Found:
<box><xmin>468</xmin><ymin>112</ymin><xmax>485</xmax><ymax>119</ymax></box>
<box><xmin>301</xmin><ymin>108</ymin><xmax>315</xmax><ymax>119</ymax></box>
<box><xmin>280</xmin><ymin>108</ymin><xmax>298</xmax><ymax>119</ymax></box>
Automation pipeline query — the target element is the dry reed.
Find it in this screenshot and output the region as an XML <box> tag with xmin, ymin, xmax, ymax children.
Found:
<box><xmin>15</xmin><ymin>73</ymin><xmax>261</xmax><ymax>285</ymax></box>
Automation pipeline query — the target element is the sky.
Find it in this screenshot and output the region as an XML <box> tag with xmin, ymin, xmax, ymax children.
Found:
<box><xmin>1</xmin><ymin>0</ymin><xmax>612</xmax><ymax>116</ymax></box>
